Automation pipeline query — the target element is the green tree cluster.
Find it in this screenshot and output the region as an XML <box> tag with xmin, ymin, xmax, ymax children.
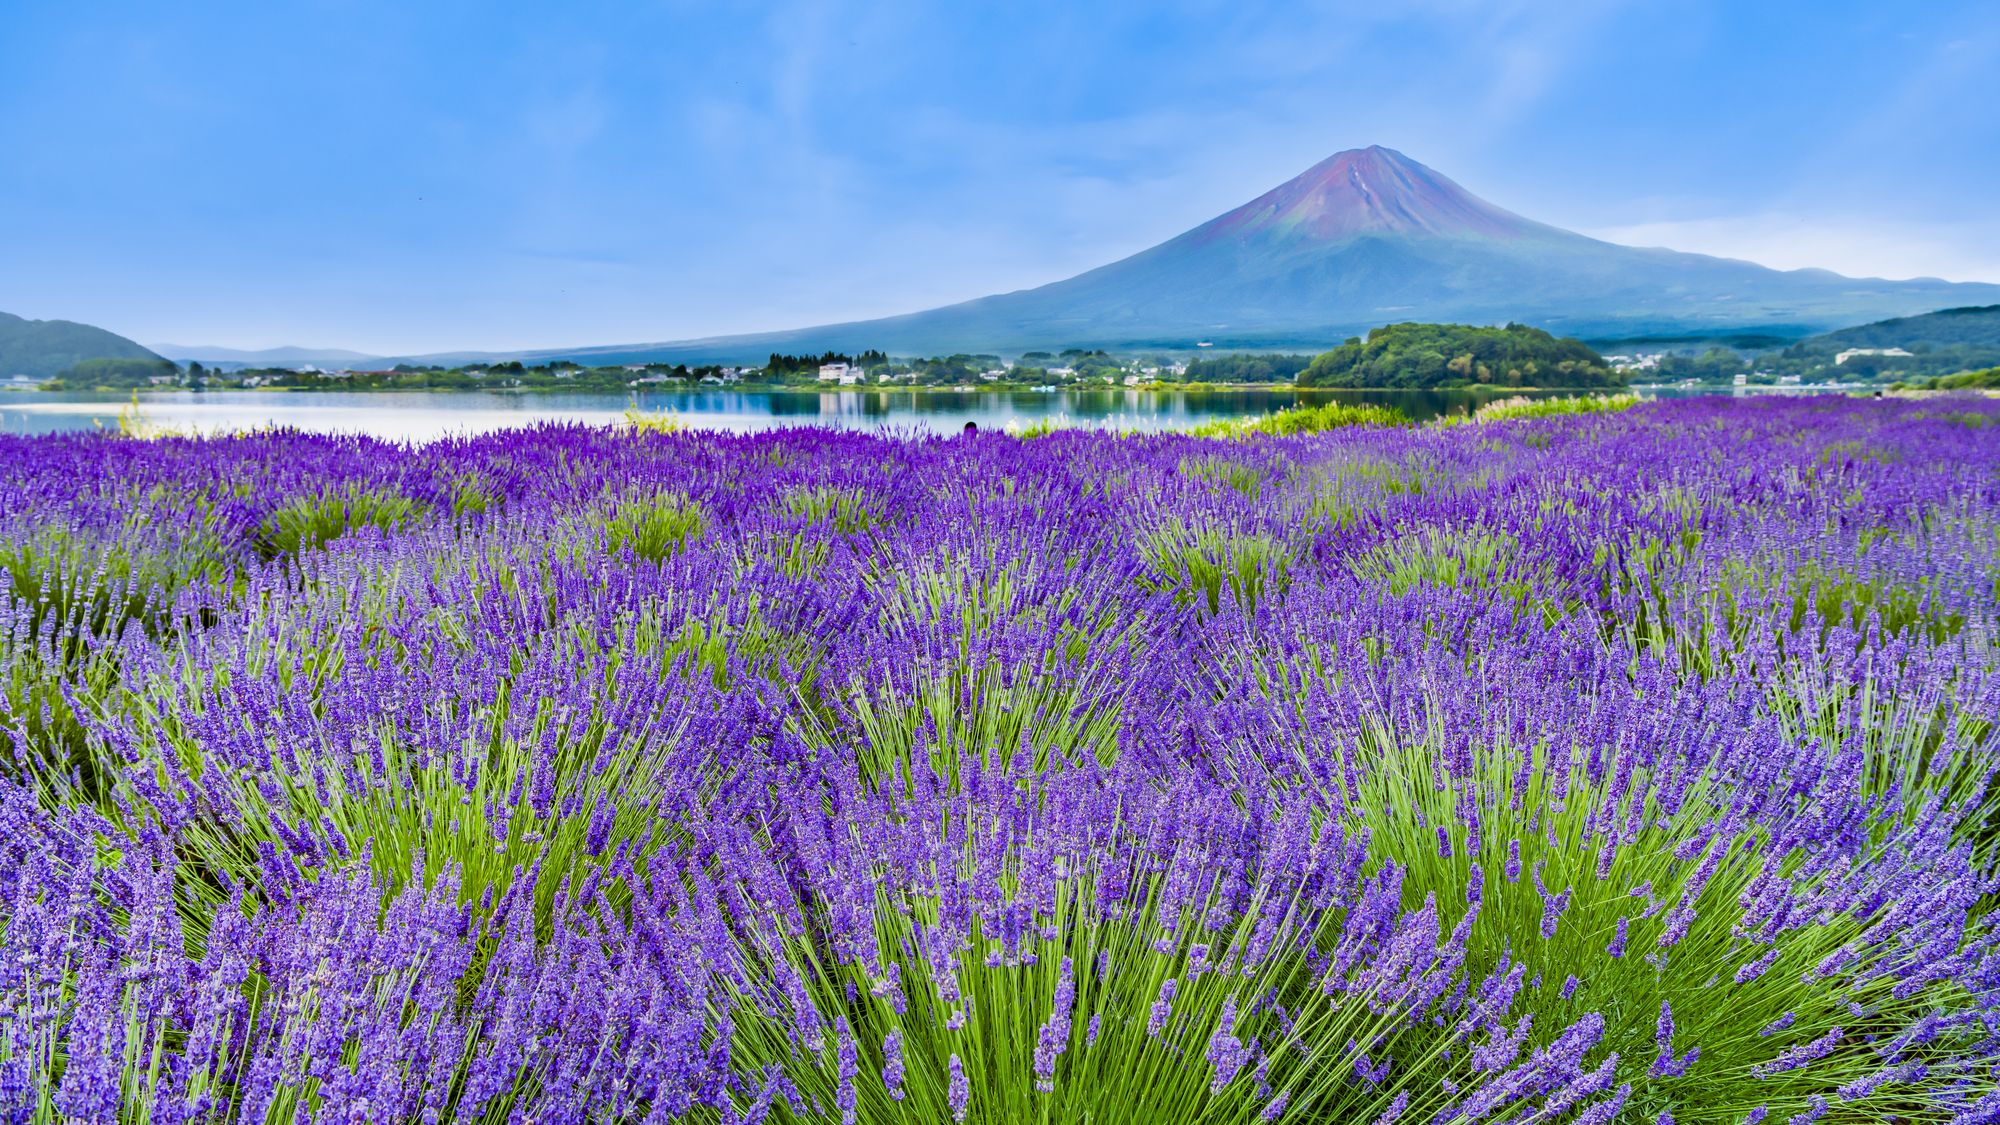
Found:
<box><xmin>1298</xmin><ymin>323</ymin><xmax>1622</xmax><ymax>389</ymax></box>
<box><xmin>1923</xmin><ymin>366</ymin><xmax>2000</xmax><ymax>390</ymax></box>
<box><xmin>50</xmin><ymin>356</ymin><xmax>180</xmax><ymax>388</ymax></box>
<box><xmin>764</xmin><ymin>350</ymin><xmax>887</xmax><ymax>377</ymax></box>
<box><xmin>1055</xmin><ymin>349</ymin><xmax>1125</xmax><ymax>382</ymax></box>
<box><xmin>1183</xmin><ymin>354</ymin><xmax>1314</xmax><ymax>384</ymax></box>
<box><xmin>1653</xmin><ymin>348</ymin><xmax>1748</xmax><ymax>382</ymax></box>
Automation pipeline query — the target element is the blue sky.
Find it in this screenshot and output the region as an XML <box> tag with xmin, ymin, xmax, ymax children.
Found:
<box><xmin>2</xmin><ymin>0</ymin><xmax>1996</xmax><ymax>355</ymax></box>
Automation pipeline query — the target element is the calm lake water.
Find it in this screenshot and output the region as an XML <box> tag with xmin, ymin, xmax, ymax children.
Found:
<box><xmin>0</xmin><ymin>386</ymin><xmax>1775</xmax><ymax>441</ymax></box>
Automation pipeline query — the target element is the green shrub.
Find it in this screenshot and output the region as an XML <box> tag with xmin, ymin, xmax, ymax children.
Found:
<box><xmin>600</xmin><ymin>493</ymin><xmax>706</xmax><ymax>562</ymax></box>
<box><xmin>1471</xmin><ymin>393</ymin><xmax>1640</xmax><ymax>422</ymax></box>
<box><xmin>1141</xmin><ymin>522</ymin><xmax>1291</xmax><ymax>615</ymax></box>
<box><xmin>1189</xmin><ymin>401</ymin><xmax>1408</xmax><ymax>438</ymax></box>
<box><xmin>257</xmin><ymin>485</ymin><xmax>426</xmax><ymax>556</ymax></box>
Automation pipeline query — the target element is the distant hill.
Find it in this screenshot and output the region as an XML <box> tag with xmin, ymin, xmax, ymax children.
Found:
<box><xmin>1298</xmin><ymin>322</ymin><xmax>1621</xmax><ymax>389</ymax></box>
<box><xmin>1780</xmin><ymin>305</ymin><xmax>2000</xmax><ymax>379</ymax></box>
<box><xmin>151</xmin><ymin>343</ymin><xmax>387</xmax><ymax>371</ymax></box>
<box><xmin>0</xmin><ymin>311</ymin><xmax>163</xmax><ymax>380</ymax></box>
<box><xmin>1792</xmin><ymin>305</ymin><xmax>2000</xmax><ymax>351</ymax></box>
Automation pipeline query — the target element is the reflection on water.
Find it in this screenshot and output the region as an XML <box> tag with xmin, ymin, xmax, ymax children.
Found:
<box><xmin>0</xmin><ymin>385</ymin><xmax>1789</xmax><ymax>440</ymax></box>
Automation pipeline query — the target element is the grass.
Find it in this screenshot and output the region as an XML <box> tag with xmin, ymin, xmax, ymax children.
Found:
<box><xmin>1469</xmin><ymin>393</ymin><xmax>1641</xmax><ymax>422</ymax></box>
<box><xmin>1188</xmin><ymin>401</ymin><xmax>1409</xmax><ymax>437</ymax></box>
<box><xmin>623</xmin><ymin>401</ymin><xmax>687</xmax><ymax>434</ymax></box>
<box><xmin>256</xmin><ymin>484</ymin><xmax>427</xmax><ymax>557</ymax></box>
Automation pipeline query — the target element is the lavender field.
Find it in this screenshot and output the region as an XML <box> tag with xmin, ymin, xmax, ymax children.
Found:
<box><xmin>2</xmin><ymin>396</ymin><xmax>1998</xmax><ymax>1124</ymax></box>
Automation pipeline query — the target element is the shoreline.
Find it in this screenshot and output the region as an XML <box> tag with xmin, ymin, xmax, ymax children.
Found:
<box><xmin>18</xmin><ymin>382</ymin><xmax>1656</xmax><ymax>397</ymax></box>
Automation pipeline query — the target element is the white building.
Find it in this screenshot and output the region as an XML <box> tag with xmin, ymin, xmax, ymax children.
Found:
<box><xmin>1605</xmin><ymin>354</ymin><xmax>1662</xmax><ymax>372</ymax></box>
<box><xmin>818</xmin><ymin>362</ymin><xmax>862</xmax><ymax>386</ymax></box>
<box><xmin>1835</xmin><ymin>347</ymin><xmax>1913</xmax><ymax>365</ymax></box>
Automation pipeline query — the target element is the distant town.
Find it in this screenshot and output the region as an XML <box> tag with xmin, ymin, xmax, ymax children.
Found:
<box><xmin>29</xmin><ymin>348</ymin><xmax>1226</xmax><ymax>394</ymax></box>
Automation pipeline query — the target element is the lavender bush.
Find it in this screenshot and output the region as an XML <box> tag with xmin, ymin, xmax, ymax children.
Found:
<box><xmin>1</xmin><ymin>396</ymin><xmax>1997</xmax><ymax>1123</ymax></box>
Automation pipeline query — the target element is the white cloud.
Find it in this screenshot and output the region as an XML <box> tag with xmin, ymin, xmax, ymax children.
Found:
<box><xmin>1585</xmin><ymin>214</ymin><xmax>2000</xmax><ymax>285</ymax></box>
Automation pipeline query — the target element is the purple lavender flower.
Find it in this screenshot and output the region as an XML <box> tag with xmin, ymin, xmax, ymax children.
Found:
<box><xmin>1651</xmin><ymin>1001</ymin><xmax>1699</xmax><ymax>1078</ymax></box>
<box><xmin>835</xmin><ymin>1019</ymin><xmax>858</xmax><ymax>1125</ymax></box>
<box><xmin>1753</xmin><ymin>1028</ymin><xmax>1843</xmax><ymax>1078</ymax></box>
<box><xmin>1533</xmin><ymin>861</ymin><xmax>1572</xmax><ymax>939</ymax></box>
<box><xmin>6</xmin><ymin>400</ymin><xmax>2000</xmax><ymax>1121</ymax></box>
<box><xmin>948</xmin><ymin>1054</ymin><xmax>969</xmax><ymax>1123</ymax></box>
<box><xmin>1207</xmin><ymin>994</ymin><xmax>1250</xmax><ymax>1093</ymax></box>
<box><xmin>882</xmin><ymin>1027</ymin><xmax>905</xmax><ymax>1101</ymax></box>
<box><xmin>1370</xmin><ymin>1091</ymin><xmax>1408</xmax><ymax>1124</ymax></box>
<box><xmin>1033</xmin><ymin>957</ymin><xmax>1075</xmax><ymax>1091</ymax></box>
<box><xmin>1149</xmin><ymin>978</ymin><xmax>1177</xmax><ymax>1038</ymax></box>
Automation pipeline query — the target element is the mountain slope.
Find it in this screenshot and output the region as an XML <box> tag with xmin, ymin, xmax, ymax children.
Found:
<box><xmin>151</xmin><ymin>344</ymin><xmax>388</xmax><ymax>371</ymax></box>
<box><xmin>241</xmin><ymin>147</ymin><xmax>2000</xmax><ymax>368</ymax></box>
<box><xmin>1793</xmin><ymin>304</ymin><xmax>2000</xmax><ymax>352</ymax></box>
<box><xmin>1779</xmin><ymin>303</ymin><xmax>2000</xmax><ymax>378</ymax></box>
<box><xmin>502</xmin><ymin>147</ymin><xmax>1999</xmax><ymax>364</ymax></box>
<box><xmin>828</xmin><ymin>147</ymin><xmax>2000</xmax><ymax>353</ymax></box>
<box><xmin>0</xmin><ymin>312</ymin><xmax>163</xmax><ymax>379</ymax></box>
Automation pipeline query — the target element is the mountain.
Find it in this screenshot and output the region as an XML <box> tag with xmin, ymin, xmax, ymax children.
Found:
<box><xmin>151</xmin><ymin>344</ymin><xmax>388</xmax><ymax>371</ymax></box>
<box><xmin>0</xmin><ymin>311</ymin><xmax>164</xmax><ymax>380</ymax></box>
<box><xmin>166</xmin><ymin>148</ymin><xmax>2000</xmax><ymax>369</ymax></box>
<box><xmin>394</xmin><ymin>145</ymin><xmax>1999</xmax><ymax>366</ymax></box>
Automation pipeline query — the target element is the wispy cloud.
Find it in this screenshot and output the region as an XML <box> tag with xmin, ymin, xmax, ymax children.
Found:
<box><xmin>1587</xmin><ymin>214</ymin><xmax>2000</xmax><ymax>284</ymax></box>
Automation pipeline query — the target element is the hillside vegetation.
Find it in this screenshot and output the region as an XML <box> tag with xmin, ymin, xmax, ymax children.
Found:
<box><xmin>46</xmin><ymin>356</ymin><xmax>181</xmax><ymax>389</ymax></box>
<box><xmin>1181</xmin><ymin>353</ymin><xmax>1314</xmax><ymax>383</ymax></box>
<box><xmin>1298</xmin><ymin>321</ymin><xmax>1622</xmax><ymax>389</ymax></box>
<box><xmin>1923</xmin><ymin>366</ymin><xmax>2000</xmax><ymax>390</ymax></box>
<box><xmin>1803</xmin><ymin>303</ymin><xmax>2000</xmax><ymax>350</ymax></box>
<box><xmin>0</xmin><ymin>311</ymin><xmax>162</xmax><ymax>380</ymax></box>
<box><xmin>1779</xmin><ymin>304</ymin><xmax>2000</xmax><ymax>379</ymax></box>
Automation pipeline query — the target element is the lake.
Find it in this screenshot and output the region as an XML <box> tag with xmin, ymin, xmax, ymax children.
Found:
<box><xmin>0</xmin><ymin>385</ymin><xmax>1784</xmax><ymax>440</ymax></box>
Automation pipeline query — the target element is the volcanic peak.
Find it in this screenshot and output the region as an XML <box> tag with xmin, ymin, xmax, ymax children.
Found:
<box><xmin>1191</xmin><ymin>145</ymin><xmax>1547</xmax><ymax>245</ymax></box>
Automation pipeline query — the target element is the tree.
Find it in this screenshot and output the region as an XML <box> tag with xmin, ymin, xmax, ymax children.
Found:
<box><xmin>1298</xmin><ymin>323</ymin><xmax>1622</xmax><ymax>389</ymax></box>
<box><xmin>54</xmin><ymin>357</ymin><xmax>179</xmax><ymax>387</ymax></box>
